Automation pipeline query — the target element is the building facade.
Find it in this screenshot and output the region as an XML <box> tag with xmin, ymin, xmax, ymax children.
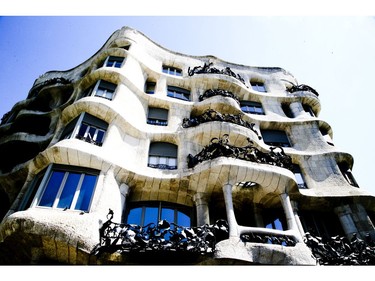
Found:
<box><xmin>0</xmin><ymin>26</ymin><xmax>374</xmax><ymax>265</ymax></box>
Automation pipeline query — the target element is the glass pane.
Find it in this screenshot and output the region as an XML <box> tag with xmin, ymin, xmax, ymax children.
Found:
<box><xmin>127</xmin><ymin>207</ymin><xmax>142</xmax><ymax>225</ymax></box>
<box><xmin>87</xmin><ymin>127</ymin><xmax>96</xmax><ymax>140</ymax></box>
<box><xmin>168</xmin><ymin>157</ymin><xmax>177</xmax><ymax>167</ymax></box>
<box><xmin>148</xmin><ymin>156</ymin><xmax>158</xmax><ymax>165</ymax></box>
<box><xmin>295</xmin><ymin>173</ymin><xmax>304</xmax><ymax>185</ymax></box>
<box><xmin>77</xmin><ymin>123</ymin><xmax>88</xmax><ymax>138</ymax></box>
<box><xmin>159</xmin><ymin>157</ymin><xmax>167</xmax><ymax>165</ymax></box>
<box><xmin>177</xmin><ymin>211</ymin><xmax>191</xmax><ymax>227</ymax></box>
<box><xmin>95</xmin><ymin>88</ymin><xmax>105</xmax><ymax>97</ymax></box>
<box><xmin>161</xmin><ymin>207</ymin><xmax>174</xmax><ymax>223</ymax></box>
<box><xmin>274</xmin><ymin>218</ymin><xmax>283</xmax><ymax>230</ymax></box>
<box><xmin>74</xmin><ymin>174</ymin><xmax>97</xmax><ymax>211</ymax></box>
<box><xmin>144</xmin><ymin>207</ymin><xmax>158</xmax><ymax>226</ymax></box>
<box><xmin>57</xmin><ymin>172</ymin><xmax>80</xmax><ymax>209</ymax></box>
<box><xmin>96</xmin><ymin>130</ymin><xmax>105</xmax><ymax>143</ymax></box>
<box><xmin>39</xmin><ymin>171</ymin><xmax>65</xmax><ymax>207</ymax></box>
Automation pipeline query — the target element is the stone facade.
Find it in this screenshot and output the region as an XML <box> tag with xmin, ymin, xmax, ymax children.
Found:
<box><xmin>0</xmin><ymin>26</ymin><xmax>374</xmax><ymax>265</ymax></box>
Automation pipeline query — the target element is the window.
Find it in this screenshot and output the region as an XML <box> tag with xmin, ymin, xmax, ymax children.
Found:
<box><xmin>84</xmin><ymin>80</ymin><xmax>117</xmax><ymax>100</ymax></box>
<box><xmin>263</xmin><ymin>208</ymin><xmax>286</xmax><ymax>231</ymax></box>
<box><xmin>261</xmin><ymin>129</ymin><xmax>291</xmax><ymax>147</ymax></box>
<box><xmin>125</xmin><ymin>201</ymin><xmax>191</xmax><ymax>228</ymax></box>
<box><xmin>338</xmin><ymin>162</ymin><xmax>359</xmax><ymax>187</ymax></box>
<box><xmin>147</xmin><ymin>107</ymin><xmax>168</xmax><ymax>126</ymax></box>
<box><xmin>61</xmin><ymin>113</ymin><xmax>108</xmax><ymax>146</ymax></box>
<box><xmin>162</xmin><ymin>65</ymin><xmax>182</xmax><ymax>76</ymax></box>
<box><xmin>240</xmin><ymin>101</ymin><xmax>265</xmax><ymax>115</ymax></box>
<box><xmin>167</xmin><ymin>86</ymin><xmax>190</xmax><ymax>101</ymax></box>
<box><xmin>30</xmin><ymin>165</ymin><xmax>99</xmax><ymax>212</ymax></box>
<box><xmin>148</xmin><ymin>142</ymin><xmax>177</xmax><ymax>170</ymax></box>
<box><xmin>144</xmin><ymin>81</ymin><xmax>156</xmax><ymax>94</ymax></box>
<box><xmin>103</xmin><ymin>56</ymin><xmax>124</xmax><ymax>68</ymax></box>
<box><xmin>282</xmin><ymin>103</ymin><xmax>294</xmax><ymax>118</ymax></box>
<box><xmin>250</xmin><ymin>81</ymin><xmax>267</xmax><ymax>92</ymax></box>
<box><xmin>293</xmin><ymin>164</ymin><xmax>307</xmax><ymax>189</ymax></box>
<box><xmin>303</xmin><ymin>104</ymin><xmax>315</xmax><ymax>117</ymax></box>
<box><xmin>319</xmin><ymin>127</ymin><xmax>334</xmax><ymax>146</ymax></box>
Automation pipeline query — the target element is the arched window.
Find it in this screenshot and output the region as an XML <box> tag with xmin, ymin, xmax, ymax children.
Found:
<box><xmin>167</xmin><ymin>86</ymin><xmax>190</xmax><ymax>101</ymax></box>
<box><xmin>148</xmin><ymin>142</ymin><xmax>177</xmax><ymax>170</ymax></box>
<box><xmin>147</xmin><ymin>107</ymin><xmax>168</xmax><ymax>126</ymax></box>
<box><xmin>261</xmin><ymin>129</ymin><xmax>291</xmax><ymax>147</ymax></box>
<box><xmin>103</xmin><ymin>56</ymin><xmax>125</xmax><ymax>68</ymax></box>
<box><xmin>83</xmin><ymin>80</ymin><xmax>117</xmax><ymax>100</ymax></box>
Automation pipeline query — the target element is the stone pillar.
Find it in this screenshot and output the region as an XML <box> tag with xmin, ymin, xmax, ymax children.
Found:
<box><xmin>279</xmin><ymin>193</ymin><xmax>302</xmax><ymax>242</ymax></box>
<box><xmin>193</xmin><ymin>192</ymin><xmax>210</xmax><ymax>226</ymax></box>
<box><xmin>120</xmin><ymin>183</ymin><xmax>130</xmax><ymax>220</ymax></box>
<box><xmin>334</xmin><ymin>205</ymin><xmax>358</xmax><ymax>239</ymax></box>
<box><xmin>291</xmin><ymin>201</ymin><xmax>305</xmax><ymax>237</ymax></box>
<box><xmin>222</xmin><ymin>183</ymin><xmax>238</xmax><ymax>237</ymax></box>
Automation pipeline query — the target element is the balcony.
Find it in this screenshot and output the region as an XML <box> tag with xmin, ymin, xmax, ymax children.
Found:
<box><xmin>199</xmin><ymin>89</ymin><xmax>240</xmax><ymax>104</ymax></box>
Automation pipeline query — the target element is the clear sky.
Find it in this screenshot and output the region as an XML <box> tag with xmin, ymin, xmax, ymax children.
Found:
<box><xmin>1</xmin><ymin>15</ymin><xmax>375</xmax><ymax>197</ymax></box>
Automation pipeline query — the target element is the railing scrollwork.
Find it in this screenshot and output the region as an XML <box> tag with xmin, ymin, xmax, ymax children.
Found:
<box><xmin>187</xmin><ymin>134</ymin><xmax>293</xmax><ymax>170</ymax></box>
<box><xmin>199</xmin><ymin>89</ymin><xmax>240</xmax><ymax>104</ymax></box>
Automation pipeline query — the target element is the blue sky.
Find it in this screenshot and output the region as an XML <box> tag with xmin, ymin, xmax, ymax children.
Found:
<box><xmin>1</xmin><ymin>16</ymin><xmax>375</xmax><ymax>197</ymax></box>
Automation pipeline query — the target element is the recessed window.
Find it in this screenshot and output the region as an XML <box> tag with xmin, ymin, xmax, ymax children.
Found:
<box><xmin>338</xmin><ymin>162</ymin><xmax>359</xmax><ymax>187</ymax></box>
<box><xmin>103</xmin><ymin>56</ymin><xmax>124</xmax><ymax>68</ymax></box>
<box><xmin>250</xmin><ymin>81</ymin><xmax>267</xmax><ymax>92</ymax></box>
<box><xmin>261</xmin><ymin>129</ymin><xmax>291</xmax><ymax>147</ymax></box>
<box><xmin>303</xmin><ymin>104</ymin><xmax>315</xmax><ymax>117</ymax></box>
<box><xmin>61</xmin><ymin>113</ymin><xmax>108</xmax><ymax>146</ymax></box>
<box><xmin>263</xmin><ymin>208</ymin><xmax>286</xmax><ymax>231</ymax></box>
<box><xmin>84</xmin><ymin>80</ymin><xmax>117</xmax><ymax>100</ymax></box>
<box><xmin>148</xmin><ymin>142</ymin><xmax>177</xmax><ymax>170</ymax></box>
<box><xmin>30</xmin><ymin>165</ymin><xmax>99</xmax><ymax>212</ymax></box>
<box><xmin>293</xmin><ymin>164</ymin><xmax>307</xmax><ymax>189</ymax></box>
<box><xmin>162</xmin><ymin>65</ymin><xmax>182</xmax><ymax>76</ymax></box>
<box><xmin>144</xmin><ymin>81</ymin><xmax>156</xmax><ymax>94</ymax></box>
<box><xmin>240</xmin><ymin>101</ymin><xmax>265</xmax><ymax>115</ymax></box>
<box><xmin>282</xmin><ymin>103</ymin><xmax>294</xmax><ymax>118</ymax></box>
<box><xmin>319</xmin><ymin>127</ymin><xmax>334</xmax><ymax>146</ymax></box>
<box><xmin>147</xmin><ymin>107</ymin><xmax>168</xmax><ymax>126</ymax></box>
<box><xmin>125</xmin><ymin>201</ymin><xmax>191</xmax><ymax>227</ymax></box>
<box><xmin>120</xmin><ymin>45</ymin><xmax>130</xmax><ymax>50</ymax></box>
<box><xmin>167</xmin><ymin>86</ymin><xmax>190</xmax><ymax>101</ymax></box>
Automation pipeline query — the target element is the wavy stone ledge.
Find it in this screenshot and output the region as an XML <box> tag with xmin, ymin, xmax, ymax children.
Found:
<box><xmin>214</xmin><ymin>237</ymin><xmax>316</xmax><ymax>265</ymax></box>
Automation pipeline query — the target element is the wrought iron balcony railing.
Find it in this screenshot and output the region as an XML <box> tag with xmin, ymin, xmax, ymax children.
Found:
<box><xmin>91</xmin><ymin>209</ymin><xmax>229</xmax><ymax>257</ymax></box>
<box><xmin>76</xmin><ymin>135</ymin><xmax>103</xmax><ymax>146</ymax></box>
<box><xmin>286</xmin><ymin>82</ymin><xmax>319</xmax><ymax>97</ymax></box>
<box><xmin>199</xmin><ymin>89</ymin><xmax>240</xmax><ymax>104</ymax></box>
<box><xmin>182</xmin><ymin>109</ymin><xmax>262</xmax><ymax>140</ymax></box>
<box><xmin>188</xmin><ymin>62</ymin><xmax>247</xmax><ymax>87</ymax></box>
<box><xmin>187</xmin><ymin>134</ymin><xmax>293</xmax><ymax>170</ymax></box>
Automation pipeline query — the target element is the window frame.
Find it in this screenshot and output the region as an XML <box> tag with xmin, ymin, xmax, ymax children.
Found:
<box><xmin>147</xmin><ymin>107</ymin><xmax>168</xmax><ymax>126</ymax></box>
<box><xmin>30</xmin><ymin>164</ymin><xmax>99</xmax><ymax>212</ymax></box>
<box><xmin>167</xmin><ymin>85</ymin><xmax>190</xmax><ymax>101</ymax></box>
<box><xmin>145</xmin><ymin>81</ymin><xmax>156</xmax><ymax>94</ymax></box>
<box><xmin>261</xmin><ymin>129</ymin><xmax>291</xmax><ymax>147</ymax></box>
<box><xmin>148</xmin><ymin>142</ymin><xmax>178</xmax><ymax>170</ymax></box>
<box><xmin>250</xmin><ymin>81</ymin><xmax>267</xmax><ymax>92</ymax></box>
<box><xmin>240</xmin><ymin>101</ymin><xmax>265</xmax><ymax>115</ymax></box>
<box><xmin>103</xmin><ymin>55</ymin><xmax>125</xmax><ymax>68</ymax></box>
<box><xmin>85</xmin><ymin>80</ymin><xmax>117</xmax><ymax>101</ymax></box>
<box><xmin>293</xmin><ymin>164</ymin><xmax>307</xmax><ymax>189</ymax></box>
<box><xmin>162</xmin><ymin>65</ymin><xmax>182</xmax><ymax>76</ymax></box>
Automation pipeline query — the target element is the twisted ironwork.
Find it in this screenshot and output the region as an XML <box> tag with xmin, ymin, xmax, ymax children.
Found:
<box><xmin>187</xmin><ymin>134</ymin><xmax>293</xmax><ymax>170</ymax></box>
<box><xmin>286</xmin><ymin>82</ymin><xmax>319</xmax><ymax>97</ymax></box>
<box><xmin>304</xmin><ymin>232</ymin><xmax>375</xmax><ymax>265</ymax></box>
<box><xmin>199</xmin><ymin>89</ymin><xmax>240</xmax><ymax>104</ymax></box>
<box><xmin>182</xmin><ymin>109</ymin><xmax>261</xmax><ymax>140</ymax></box>
<box><xmin>241</xmin><ymin>233</ymin><xmax>297</xmax><ymax>246</ymax></box>
<box><xmin>91</xmin><ymin>209</ymin><xmax>229</xmax><ymax>257</ymax></box>
<box><xmin>188</xmin><ymin>62</ymin><xmax>247</xmax><ymax>87</ymax></box>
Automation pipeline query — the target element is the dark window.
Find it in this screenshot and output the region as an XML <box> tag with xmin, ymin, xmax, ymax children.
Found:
<box><xmin>338</xmin><ymin>162</ymin><xmax>359</xmax><ymax>187</ymax></box>
<box><xmin>145</xmin><ymin>81</ymin><xmax>156</xmax><ymax>94</ymax></box>
<box><xmin>88</xmin><ymin>80</ymin><xmax>117</xmax><ymax>100</ymax></box>
<box><xmin>147</xmin><ymin>107</ymin><xmax>168</xmax><ymax>126</ymax></box>
<box><xmin>120</xmin><ymin>45</ymin><xmax>130</xmax><ymax>50</ymax></box>
<box><xmin>240</xmin><ymin>101</ymin><xmax>265</xmax><ymax>115</ymax></box>
<box><xmin>31</xmin><ymin>165</ymin><xmax>99</xmax><ymax>212</ymax></box>
<box><xmin>103</xmin><ymin>56</ymin><xmax>124</xmax><ymax>68</ymax></box>
<box><xmin>303</xmin><ymin>104</ymin><xmax>315</xmax><ymax>117</ymax></box>
<box><xmin>61</xmin><ymin>113</ymin><xmax>108</xmax><ymax>146</ymax></box>
<box><xmin>319</xmin><ymin>127</ymin><xmax>334</xmax><ymax>146</ymax></box>
<box><xmin>148</xmin><ymin>142</ymin><xmax>177</xmax><ymax>170</ymax></box>
<box><xmin>282</xmin><ymin>103</ymin><xmax>294</xmax><ymax>118</ymax></box>
<box><xmin>250</xmin><ymin>81</ymin><xmax>267</xmax><ymax>92</ymax></box>
<box><xmin>162</xmin><ymin>65</ymin><xmax>182</xmax><ymax>76</ymax></box>
<box><xmin>261</xmin><ymin>129</ymin><xmax>291</xmax><ymax>147</ymax></box>
<box><xmin>263</xmin><ymin>208</ymin><xmax>287</xmax><ymax>231</ymax></box>
<box><xmin>293</xmin><ymin>164</ymin><xmax>307</xmax><ymax>189</ymax></box>
<box><xmin>125</xmin><ymin>201</ymin><xmax>191</xmax><ymax>228</ymax></box>
<box><xmin>167</xmin><ymin>86</ymin><xmax>190</xmax><ymax>101</ymax></box>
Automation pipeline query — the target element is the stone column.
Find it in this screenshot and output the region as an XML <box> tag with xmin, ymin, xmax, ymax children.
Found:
<box><xmin>120</xmin><ymin>183</ymin><xmax>130</xmax><ymax>220</ymax></box>
<box><xmin>291</xmin><ymin>200</ymin><xmax>305</xmax><ymax>237</ymax></box>
<box><xmin>279</xmin><ymin>193</ymin><xmax>302</xmax><ymax>242</ymax></box>
<box><xmin>334</xmin><ymin>205</ymin><xmax>358</xmax><ymax>239</ymax></box>
<box><xmin>193</xmin><ymin>192</ymin><xmax>210</xmax><ymax>226</ymax></box>
<box><xmin>222</xmin><ymin>183</ymin><xmax>238</xmax><ymax>237</ymax></box>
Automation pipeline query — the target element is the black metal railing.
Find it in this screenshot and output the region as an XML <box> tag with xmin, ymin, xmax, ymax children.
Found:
<box><xmin>91</xmin><ymin>209</ymin><xmax>229</xmax><ymax>257</ymax></box>
<box><xmin>188</xmin><ymin>62</ymin><xmax>247</xmax><ymax>87</ymax></box>
<box><xmin>286</xmin><ymin>83</ymin><xmax>319</xmax><ymax>97</ymax></box>
<box><xmin>182</xmin><ymin>109</ymin><xmax>261</xmax><ymax>140</ymax></box>
<box><xmin>76</xmin><ymin>135</ymin><xmax>103</xmax><ymax>146</ymax></box>
<box><xmin>199</xmin><ymin>89</ymin><xmax>240</xmax><ymax>104</ymax></box>
<box><xmin>241</xmin><ymin>232</ymin><xmax>297</xmax><ymax>246</ymax></box>
<box><xmin>147</xmin><ymin>163</ymin><xmax>177</xmax><ymax>170</ymax></box>
<box><xmin>187</xmin><ymin>134</ymin><xmax>293</xmax><ymax>170</ymax></box>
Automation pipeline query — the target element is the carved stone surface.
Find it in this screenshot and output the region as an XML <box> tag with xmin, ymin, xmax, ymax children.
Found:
<box><xmin>304</xmin><ymin>232</ymin><xmax>375</xmax><ymax>265</ymax></box>
<box><xmin>199</xmin><ymin>89</ymin><xmax>240</xmax><ymax>104</ymax></box>
<box><xmin>188</xmin><ymin>62</ymin><xmax>246</xmax><ymax>86</ymax></box>
<box><xmin>182</xmin><ymin>109</ymin><xmax>261</xmax><ymax>139</ymax></box>
<box><xmin>187</xmin><ymin>134</ymin><xmax>293</xmax><ymax>170</ymax></box>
